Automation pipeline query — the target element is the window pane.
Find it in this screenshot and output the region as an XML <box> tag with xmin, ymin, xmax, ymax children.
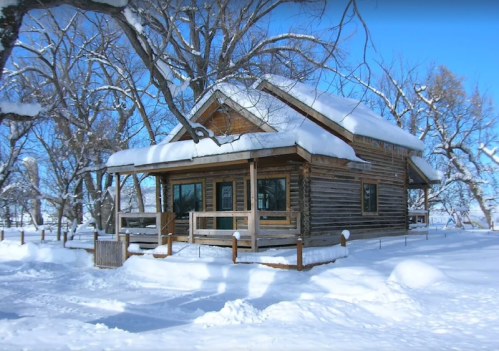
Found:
<box><xmin>363</xmin><ymin>183</ymin><xmax>377</xmax><ymax>213</ymax></box>
<box><xmin>370</xmin><ymin>184</ymin><xmax>377</xmax><ymax>212</ymax></box>
<box><xmin>195</xmin><ymin>183</ymin><xmax>203</xmax><ymax>211</ymax></box>
<box><xmin>246</xmin><ymin>178</ymin><xmax>287</xmax><ymax>219</ymax></box>
<box><xmin>277</xmin><ymin>178</ymin><xmax>286</xmax><ymax>211</ymax></box>
<box><xmin>174</xmin><ymin>183</ymin><xmax>202</xmax><ymax>219</ymax></box>
<box><xmin>173</xmin><ymin>185</ymin><xmax>181</xmax><ymax>216</ymax></box>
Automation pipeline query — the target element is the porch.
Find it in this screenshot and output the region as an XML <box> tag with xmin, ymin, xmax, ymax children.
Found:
<box><xmin>112</xmin><ymin>156</ymin><xmax>306</xmax><ymax>251</ymax></box>
<box><xmin>116</xmin><ymin>210</ymin><xmax>301</xmax><ymax>251</ymax></box>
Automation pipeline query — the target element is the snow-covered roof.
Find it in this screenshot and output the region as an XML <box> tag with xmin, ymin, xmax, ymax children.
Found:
<box><xmin>410</xmin><ymin>156</ymin><xmax>443</xmax><ymax>182</ymax></box>
<box><xmin>255</xmin><ymin>75</ymin><xmax>425</xmax><ymax>151</ymax></box>
<box><xmin>107</xmin><ymin>84</ymin><xmax>367</xmax><ymax>168</ymax></box>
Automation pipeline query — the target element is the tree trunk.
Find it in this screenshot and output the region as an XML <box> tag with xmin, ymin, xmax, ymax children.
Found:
<box><xmin>56</xmin><ymin>200</ymin><xmax>65</xmax><ymax>241</ymax></box>
<box><xmin>133</xmin><ymin>174</ymin><xmax>145</xmax><ymax>212</ymax></box>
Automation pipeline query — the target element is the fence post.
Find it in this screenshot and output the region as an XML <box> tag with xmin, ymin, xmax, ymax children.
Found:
<box><xmin>20</xmin><ymin>230</ymin><xmax>24</xmax><ymax>245</ymax></box>
<box><xmin>41</xmin><ymin>229</ymin><xmax>45</xmax><ymax>242</ymax></box>
<box><xmin>340</xmin><ymin>230</ymin><xmax>349</xmax><ymax>247</ymax></box>
<box><xmin>63</xmin><ymin>231</ymin><xmax>67</xmax><ymax>247</ymax></box>
<box><xmin>188</xmin><ymin>213</ymin><xmax>194</xmax><ymax>244</ymax></box>
<box><xmin>93</xmin><ymin>231</ymin><xmax>98</xmax><ymax>266</ymax></box>
<box><xmin>297</xmin><ymin>238</ymin><xmax>303</xmax><ymax>271</ymax></box>
<box><xmin>232</xmin><ymin>235</ymin><xmax>238</xmax><ymax>264</ymax></box>
<box><xmin>125</xmin><ymin>233</ymin><xmax>130</xmax><ymax>261</ymax></box>
<box><xmin>1</xmin><ymin>229</ymin><xmax>3</xmax><ymax>241</ymax></box>
<box><xmin>167</xmin><ymin>233</ymin><xmax>173</xmax><ymax>256</ymax></box>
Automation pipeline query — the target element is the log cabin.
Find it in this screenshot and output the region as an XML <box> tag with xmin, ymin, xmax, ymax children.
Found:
<box><xmin>106</xmin><ymin>75</ymin><xmax>441</xmax><ymax>251</ymax></box>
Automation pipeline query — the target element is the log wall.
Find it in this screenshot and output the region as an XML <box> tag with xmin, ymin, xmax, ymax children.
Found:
<box><xmin>309</xmin><ymin>136</ymin><xmax>415</xmax><ymax>241</ymax></box>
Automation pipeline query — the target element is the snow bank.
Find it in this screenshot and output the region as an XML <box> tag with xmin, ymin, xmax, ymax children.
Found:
<box><xmin>64</xmin><ymin>240</ymin><xmax>94</xmax><ymax>249</ymax></box>
<box><xmin>194</xmin><ymin>299</ymin><xmax>264</xmax><ymax>325</ymax></box>
<box><xmin>237</xmin><ymin>245</ymin><xmax>348</xmax><ymax>266</ymax></box>
<box><xmin>388</xmin><ymin>260</ymin><xmax>448</xmax><ymax>289</ymax></box>
<box><xmin>0</xmin><ymin>241</ymin><xmax>93</xmax><ymax>267</ymax></box>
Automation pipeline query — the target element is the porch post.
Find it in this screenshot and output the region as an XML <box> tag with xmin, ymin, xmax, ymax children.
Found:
<box><xmin>115</xmin><ymin>173</ymin><xmax>121</xmax><ymax>241</ymax></box>
<box><xmin>249</xmin><ymin>159</ymin><xmax>259</xmax><ymax>252</ymax></box>
<box><xmin>424</xmin><ymin>185</ymin><xmax>429</xmax><ymax>226</ymax></box>
<box><xmin>155</xmin><ymin>175</ymin><xmax>161</xmax><ymax>212</ymax></box>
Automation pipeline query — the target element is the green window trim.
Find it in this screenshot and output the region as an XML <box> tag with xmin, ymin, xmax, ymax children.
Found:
<box><xmin>173</xmin><ymin>182</ymin><xmax>203</xmax><ymax>219</ymax></box>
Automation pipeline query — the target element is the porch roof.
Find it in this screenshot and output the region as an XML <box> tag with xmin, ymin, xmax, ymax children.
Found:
<box><xmin>107</xmin><ymin>143</ymin><xmax>370</xmax><ymax>174</ymax></box>
<box><xmin>408</xmin><ymin>156</ymin><xmax>442</xmax><ymax>189</ymax></box>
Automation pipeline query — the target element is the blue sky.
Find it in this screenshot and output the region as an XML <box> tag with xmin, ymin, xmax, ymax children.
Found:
<box><xmin>273</xmin><ymin>0</ymin><xmax>499</xmax><ymax>103</ymax></box>
<box><xmin>336</xmin><ymin>0</ymin><xmax>499</xmax><ymax>103</ymax></box>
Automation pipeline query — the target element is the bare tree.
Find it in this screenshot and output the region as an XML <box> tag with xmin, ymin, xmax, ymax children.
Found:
<box><xmin>0</xmin><ymin>0</ymin><xmax>368</xmax><ymax>137</ymax></box>
<box><xmin>355</xmin><ymin>61</ymin><xmax>498</xmax><ymax>226</ymax></box>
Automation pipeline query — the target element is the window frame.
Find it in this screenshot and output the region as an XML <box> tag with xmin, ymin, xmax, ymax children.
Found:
<box><xmin>243</xmin><ymin>173</ymin><xmax>291</xmax><ymax>224</ymax></box>
<box><xmin>361</xmin><ymin>179</ymin><xmax>379</xmax><ymax>216</ymax></box>
<box><xmin>170</xmin><ymin>179</ymin><xmax>205</xmax><ymax>222</ymax></box>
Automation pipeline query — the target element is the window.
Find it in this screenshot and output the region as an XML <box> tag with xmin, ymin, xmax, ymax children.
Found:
<box><xmin>246</xmin><ymin>177</ymin><xmax>287</xmax><ymax>220</ymax></box>
<box><xmin>362</xmin><ymin>181</ymin><xmax>378</xmax><ymax>214</ymax></box>
<box><xmin>173</xmin><ymin>182</ymin><xmax>203</xmax><ymax>219</ymax></box>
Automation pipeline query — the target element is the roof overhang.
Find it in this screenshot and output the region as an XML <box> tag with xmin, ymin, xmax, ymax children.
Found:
<box><xmin>107</xmin><ymin>145</ymin><xmax>370</xmax><ymax>175</ymax></box>
<box><xmin>407</xmin><ymin>157</ymin><xmax>441</xmax><ymax>189</ymax></box>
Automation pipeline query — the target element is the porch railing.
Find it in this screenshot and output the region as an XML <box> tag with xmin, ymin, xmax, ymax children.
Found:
<box><xmin>188</xmin><ymin>210</ymin><xmax>301</xmax><ymax>244</ymax></box>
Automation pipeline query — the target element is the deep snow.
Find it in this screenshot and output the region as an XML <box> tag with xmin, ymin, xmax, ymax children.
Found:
<box><xmin>0</xmin><ymin>227</ymin><xmax>498</xmax><ymax>350</ymax></box>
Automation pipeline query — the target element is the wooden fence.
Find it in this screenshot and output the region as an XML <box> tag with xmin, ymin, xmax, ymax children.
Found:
<box><xmin>94</xmin><ymin>240</ymin><xmax>126</xmax><ymax>268</ymax></box>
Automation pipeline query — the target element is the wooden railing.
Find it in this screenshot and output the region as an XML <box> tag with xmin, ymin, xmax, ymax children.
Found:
<box><xmin>258</xmin><ymin>211</ymin><xmax>301</xmax><ymax>236</ymax></box>
<box><xmin>118</xmin><ymin>212</ymin><xmax>175</xmax><ymax>246</ymax></box>
<box><xmin>189</xmin><ymin>211</ymin><xmax>301</xmax><ymax>244</ymax></box>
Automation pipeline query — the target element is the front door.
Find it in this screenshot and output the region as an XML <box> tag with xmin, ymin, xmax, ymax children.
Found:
<box><xmin>216</xmin><ymin>181</ymin><xmax>233</xmax><ymax>229</ymax></box>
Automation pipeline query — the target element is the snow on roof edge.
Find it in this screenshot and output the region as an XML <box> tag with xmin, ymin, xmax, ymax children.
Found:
<box><xmin>257</xmin><ymin>74</ymin><xmax>425</xmax><ymax>152</ymax></box>
<box><xmin>410</xmin><ymin>156</ymin><xmax>443</xmax><ymax>182</ymax></box>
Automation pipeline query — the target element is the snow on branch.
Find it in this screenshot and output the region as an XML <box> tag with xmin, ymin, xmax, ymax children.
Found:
<box><xmin>0</xmin><ymin>101</ymin><xmax>42</xmax><ymax>122</ymax></box>
<box><xmin>479</xmin><ymin>143</ymin><xmax>499</xmax><ymax>166</ymax></box>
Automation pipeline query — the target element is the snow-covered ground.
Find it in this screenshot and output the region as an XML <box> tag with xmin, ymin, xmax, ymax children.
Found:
<box><xmin>0</xmin><ymin>227</ymin><xmax>498</xmax><ymax>350</ymax></box>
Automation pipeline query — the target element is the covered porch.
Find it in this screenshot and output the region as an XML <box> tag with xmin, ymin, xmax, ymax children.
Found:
<box><xmin>407</xmin><ymin>156</ymin><xmax>442</xmax><ymax>228</ymax></box>
<box><xmin>109</xmin><ymin>146</ymin><xmax>324</xmax><ymax>251</ymax></box>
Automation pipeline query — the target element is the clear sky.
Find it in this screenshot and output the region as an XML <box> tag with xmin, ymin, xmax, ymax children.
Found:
<box><xmin>335</xmin><ymin>0</ymin><xmax>499</xmax><ymax>103</ymax></box>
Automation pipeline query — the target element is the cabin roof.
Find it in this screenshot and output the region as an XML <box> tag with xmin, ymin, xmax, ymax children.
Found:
<box><xmin>254</xmin><ymin>74</ymin><xmax>425</xmax><ymax>151</ymax></box>
<box><xmin>107</xmin><ymin>83</ymin><xmax>368</xmax><ymax>169</ymax></box>
<box><xmin>409</xmin><ymin>156</ymin><xmax>443</xmax><ymax>182</ymax></box>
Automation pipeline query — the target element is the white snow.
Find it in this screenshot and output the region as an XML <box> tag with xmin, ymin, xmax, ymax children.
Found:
<box><xmin>0</xmin><ymin>101</ymin><xmax>41</xmax><ymax>116</ymax></box>
<box><xmin>341</xmin><ymin>229</ymin><xmax>350</xmax><ymax>240</ymax></box>
<box><xmin>107</xmin><ymin>83</ymin><xmax>367</xmax><ymax>168</ymax></box>
<box><xmin>237</xmin><ymin>245</ymin><xmax>348</xmax><ymax>266</ymax></box>
<box><xmin>0</xmin><ymin>227</ymin><xmax>498</xmax><ymax>350</ymax></box>
<box><xmin>91</xmin><ymin>0</ymin><xmax>128</xmax><ymax>6</ymax></box>
<box><xmin>233</xmin><ymin>231</ymin><xmax>241</xmax><ymax>240</ymax></box>
<box><xmin>255</xmin><ymin>75</ymin><xmax>426</xmax><ymax>151</ymax></box>
<box><xmin>123</xmin><ymin>7</ymin><xmax>143</xmax><ymax>33</ymax></box>
<box><xmin>409</xmin><ymin>209</ymin><xmax>428</xmax><ymax>214</ymax></box>
<box><xmin>0</xmin><ymin>240</ymin><xmax>92</xmax><ymax>267</ymax></box>
<box><xmin>388</xmin><ymin>259</ymin><xmax>448</xmax><ymax>289</ymax></box>
<box><xmin>0</xmin><ymin>0</ymin><xmax>18</xmax><ymax>9</ymax></box>
<box><xmin>410</xmin><ymin>155</ymin><xmax>443</xmax><ymax>181</ymax></box>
